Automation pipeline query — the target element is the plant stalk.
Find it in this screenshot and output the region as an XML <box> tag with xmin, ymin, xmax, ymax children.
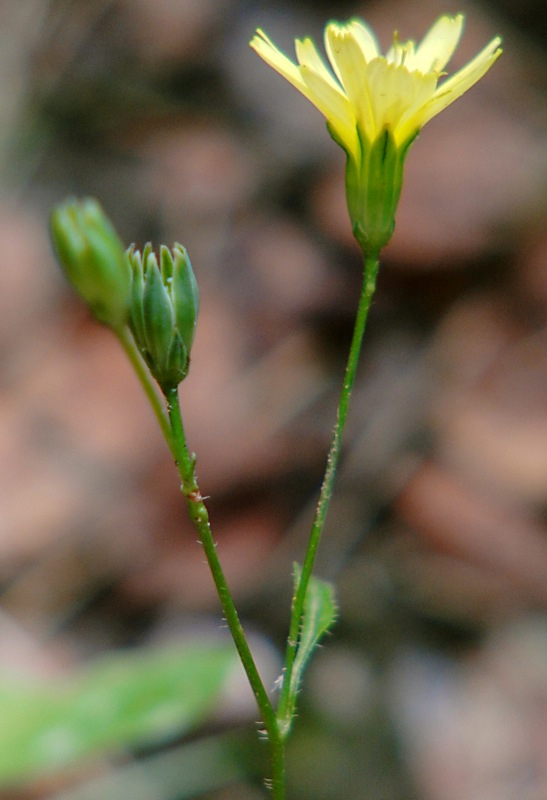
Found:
<box><xmin>118</xmin><ymin>326</ymin><xmax>174</xmax><ymax>454</ymax></box>
<box><xmin>166</xmin><ymin>387</ymin><xmax>286</xmax><ymax>800</ymax></box>
<box><xmin>277</xmin><ymin>252</ymin><xmax>380</xmax><ymax>733</ymax></box>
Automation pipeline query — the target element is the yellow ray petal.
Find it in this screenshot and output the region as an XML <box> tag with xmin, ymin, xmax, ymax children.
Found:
<box><xmin>342</xmin><ymin>19</ymin><xmax>380</xmax><ymax>63</ymax></box>
<box><xmin>324</xmin><ymin>24</ymin><xmax>375</xmax><ymax>140</ymax></box>
<box><xmin>417</xmin><ymin>36</ymin><xmax>502</xmax><ymax>127</ymax></box>
<box><xmin>295</xmin><ymin>37</ymin><xmax>340</xmax><ymax>92</ymax></box>
<box><xmin>298</xmin><ymin>65</ymin><xmax>357</xmax><ymax>156</ymax></box>
<box><xmin>393</xmin><ymin>69</ymin><xmax>439</xmax><ymax>143</ymax></box>
<box><xmin>250</xmin><ymin>29</ymin><xmax>307</xmax><ymax>92</ymax></box>
<box><xmin>409</xmin><ymin>14</ymin><xmax>464</xmax><ymax>73</ymax></box>
<box><xmin>364</xmin><ymin>60</ymin><xmax>418</xmax><ymax>137</ymax></box>
<box><xmin>250</xmin><ymin>28</ymin><xmax>354</xmax><ymax>141</ymax></box>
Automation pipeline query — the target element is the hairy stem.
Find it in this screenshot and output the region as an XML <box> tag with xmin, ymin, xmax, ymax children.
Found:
<box><xmin>166</xmin><ymin>387</ymin><xmax>285</xmax><ymax>800</ymax></box>
<box><xmin>277</xmin><ymin>252</ymin><xmax>380</xmax><ymax>734</ymax></box>
<box><xmin>118</xmin><ymin>326</ymin><xmax>174</xmax><ymax>454</ymax></box>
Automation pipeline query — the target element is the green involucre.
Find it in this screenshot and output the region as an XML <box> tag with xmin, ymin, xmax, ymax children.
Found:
<box><xmin>332</xmin><ymin>124</ymin><xmax>417</xmax><ymax>255</ymax></box>
<box><xmin>50</xmin><ymin>197</ymin><xmax>131</xmax><ymax>330</ymax></box>
<box><xmin>127</xmin><ymin>243</ymin><xmax>199</xmax><ymax>392</ymax></box>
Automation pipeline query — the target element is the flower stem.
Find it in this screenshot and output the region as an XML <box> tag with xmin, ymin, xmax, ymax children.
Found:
<box><xmin>117</xmin><ymin>326</ymin><xmax>174</xmax><ymax>454</ymax></box>
<box><xmin>165</xmin><ymin>387</ymin><xmax>286</xmax><ymax>800</ymax></box>
<box><xmin>277</xmin><ymin>252</ymin><xmax>380</xmax><ymax>733</ymax></box>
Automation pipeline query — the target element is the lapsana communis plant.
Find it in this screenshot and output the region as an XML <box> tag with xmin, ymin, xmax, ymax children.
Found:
<box><xmin>49</xmin><ymin>13</ymin><xmax>502</xmax><ymax>800</ymax></box>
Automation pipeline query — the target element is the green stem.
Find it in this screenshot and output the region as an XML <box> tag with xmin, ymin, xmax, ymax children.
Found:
<box><xmin>277</xmin><ymin>252</ymin><xmax>380</xmax><ymax>734</ymax></box>
<box><xmin>117</xmin><ymin>326</ymin><xmax>174</xmax><ymax>454</ymax></box>
<box><xmin>165</xmin><ymin>387</ymin><xmax>286</xmax><ymax>800</ymax></box>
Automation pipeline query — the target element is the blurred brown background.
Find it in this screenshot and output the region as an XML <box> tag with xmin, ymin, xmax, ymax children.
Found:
<box><xmin>0</xmin><ymin>0</ymin><xmax>546</xmax><ymax>798</ymax></box>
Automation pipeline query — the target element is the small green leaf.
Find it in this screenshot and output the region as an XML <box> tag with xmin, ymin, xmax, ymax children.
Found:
<box><xmin>0</xmin><ymin>641</ymin><xmax>236</xmax><ymax>786</ymax></box>
<box><xmin>280</xmin><ymin>565</ymin><xmax>337</xmax><ymax>734</ymax></box>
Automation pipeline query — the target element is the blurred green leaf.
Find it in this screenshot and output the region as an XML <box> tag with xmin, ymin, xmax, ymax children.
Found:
<box><xmin>47</xmin><ymin>735</ymin><xmax>243</xmax><ymax>800</ymax></box>
<box><xmin>0</xmin><ymin>642</ymin><xmax>237</xmax><ymax>785</ymax></box>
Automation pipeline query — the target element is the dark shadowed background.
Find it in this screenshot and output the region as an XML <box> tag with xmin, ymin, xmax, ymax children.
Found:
<box><xmin>0</xmin><ymin>0</ymin><xmax>546</xmax><ymax>798</ymax></box>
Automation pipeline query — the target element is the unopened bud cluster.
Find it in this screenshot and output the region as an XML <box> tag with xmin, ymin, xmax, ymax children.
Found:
<box><xmin>127</xmin><ymin>243</ymin><xmax>199</xmax><ymax>393</ymax></box>
<box><xmin>50</xmin><ymin>198</ymin><xmax>200</xmax><ymax>392</ymax></box>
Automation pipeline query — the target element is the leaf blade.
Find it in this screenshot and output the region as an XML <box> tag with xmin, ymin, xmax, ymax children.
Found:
<box><xmin>279</xmin><ymin>564</ymin><xmax>337</xmax><ymax>734</ymax></box>
<box><xmin>0</xmin><ymin>641</ymin><xmax>237</xmax><ymax>785</ymax></box>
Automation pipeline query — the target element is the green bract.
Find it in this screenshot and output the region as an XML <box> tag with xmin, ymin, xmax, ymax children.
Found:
<box><xmin>128</xmin><ymin>243</ymin><xmax>199</xmax><ymax>393</ymax></box>
<box><xmin>339</xmin><ymin>126</ymin><xmax>417</xmax><ymax>253</ymax></box>
<box><xmin>50</xmin><ymin>198</ymin><xmax>131</xmax><ymax>330</ymax></box>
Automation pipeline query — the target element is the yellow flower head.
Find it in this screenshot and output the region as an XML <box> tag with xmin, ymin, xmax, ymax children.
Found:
<box><xmin>250</xmin><ymin>15</ymin><xmax>502</xmax><ymax>254</ymax></box>
<box><xmin>250</xmin><ymin>14</ymin><xmax>502</xmax><ymax>160</ymax></box>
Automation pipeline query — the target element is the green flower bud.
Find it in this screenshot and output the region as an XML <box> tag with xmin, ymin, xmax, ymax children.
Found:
<box><xmin>127</xmin><ymin>243</ymin><xmax>199</xmax><ymax>392</ymax></box>
<box><xmin>50</xmin><ymin>197</ymin><xmax>131</xmax><ymax>330</ymax></box>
